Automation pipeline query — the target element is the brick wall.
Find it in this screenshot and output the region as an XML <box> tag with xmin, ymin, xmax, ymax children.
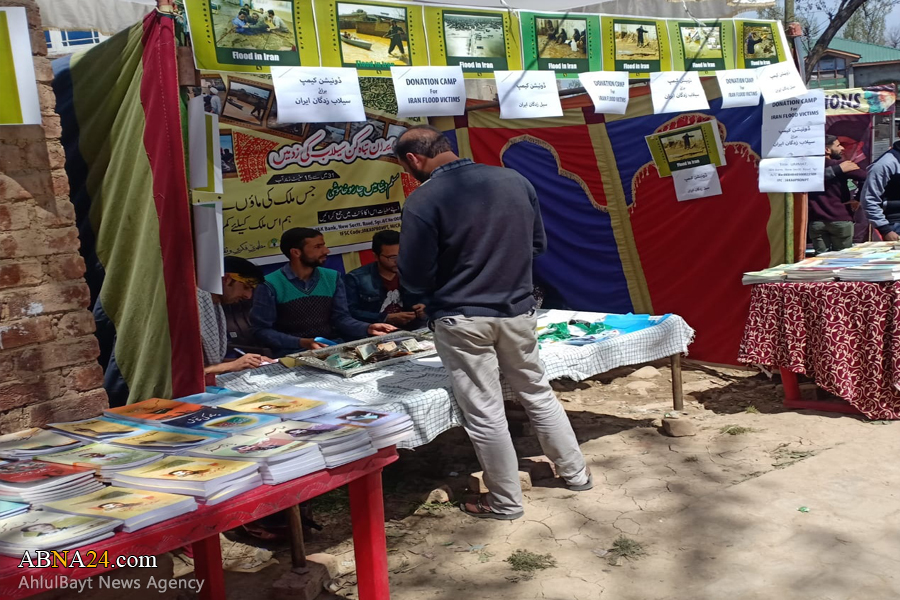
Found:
<box><xmin>0</xmin><ymin>0</ymin><xmax>108</xmax><ymax>432</ymax></box>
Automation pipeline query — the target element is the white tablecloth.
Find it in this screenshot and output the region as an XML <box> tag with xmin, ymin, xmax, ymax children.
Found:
<box><xmin>217</xmin><ymin>312</ymin><xmax>695</xmax><ymax>448</ymax></box>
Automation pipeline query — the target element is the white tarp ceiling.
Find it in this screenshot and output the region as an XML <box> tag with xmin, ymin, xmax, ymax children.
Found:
<box><xmin>36</xmin><ymin>0</ymin><xmax>773</xmax><ymax>36</ymax></box>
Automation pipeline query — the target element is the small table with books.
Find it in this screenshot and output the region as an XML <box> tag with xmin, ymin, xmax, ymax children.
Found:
<box><xmin>0</xmin><ymin>446</ymin><xmax>398</xmax><ymax>600</ymax></box>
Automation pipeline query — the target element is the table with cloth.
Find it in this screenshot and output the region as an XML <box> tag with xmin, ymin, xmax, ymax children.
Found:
<box><xmin>217</xmin><ymin>311</ymin><xmax>696</xmax><ymax>448</ymax></box>
<box><xmin>740</xmin><ymin>281</ymin><xmax>900</xmax><ymax>420</ymax></box>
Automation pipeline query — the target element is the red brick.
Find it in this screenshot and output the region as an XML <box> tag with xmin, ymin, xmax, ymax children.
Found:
<box><xmin>35</xmin><ymin>196</ymin><xmax>76</xmax><ymax>228</ymax></box>
<box><xmin>40</xmin><ymin>338</ymin><xmax>100</xmax><ymax>370</ymax></box>
<box><xmin>46</xmin><ymin>141</ymin><xmax>66</xmax><ymax>170</ymax></box>
<box><xmin>32</xmin><ymin>56</ymin><xmax>53</xmax><ymax>83</ymax></box>
<box><xmin>0</xmin><ymin>409</ymin><xmax>30</xmax><ymax>435</ymax></box>
<box><xmin>0</xmin><ymin>203</ymin><xmax>32</xmax><ymax>231</ymax></box>
<box><xmin>64</xmin><ymin>363</ymin><xmax>104</xmax><ymax>392</ymax></box>
<box><xmin>43</xmin><ymin>254</ymin><xmax>85</xmax><ymax>281</ymax></box>
<box><xmin>45</xmin><ymin>227</ymin><xmax>81</xmax><ymax>253</ymax></box>
<box><xmin>50</xmin><ymin>169</ymin><xmax>69</xmax><ymax>197</ymax></box>
<box><xmin>24</xmin><ymin>140</ymin><xmax>49</xmax><ymax>168</ymax></box>
<box><xmin>57</xmin><ymin>310</ymin><xmax>96</xmax><ymax>337</ymax></box>
<box><xmin>0</xmin><ymin>348</ymin><xmax>42</xmax><ymax>384</ymax></box>
<box><xmin>42</xmin><ymin>115</ymin><xmax>61</xmax><ymax>140</ymax></box>
<box><xmin>0</xmin><ymin>316</ymin><xmax>54</xmax><ymax>349</ymax></box>
<box><xmin>0</xmin><ymin>261</ymin><xmax>42</xmax><ymax>288</ymax></box>
<box><xmin>4</xmin><ymin>281</ymin><xmax>90</xmax><ymax>316</ymax></box>
<box><xmin>29</xmin><ymin>28</ymin><xmax>47</xmax><ymax>58</ymax></box>
<box><xmin>0</xmin><ymin>375</ymin><xmax>63</xmax><ymax>412</ymax></box>
<box><xmin>29</xmin><ymin>389</ymin><xmax>108</xmax><ymax>427</ymax></box>
<box><xmin>0</xmin><ymin>174</ymin><xmax>33</xmax><ymax>202</ymax></box>
<box><xmin>9</xmin><ymin>171</ymin><xmax>51</xmax><ymax>204</ymax></box>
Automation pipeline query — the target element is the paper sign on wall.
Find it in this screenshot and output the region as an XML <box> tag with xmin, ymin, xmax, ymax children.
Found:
<box><xmin>578</xmin><ymin>71</ymin><xmax>629</xmax><ymax>114</ymax></box>
<box><xmin>759</xmin><ymin>156</ymin><xmax>824</xmax><ymax>192</ymax></box>
<box><xmin>271</xmin><ymin>67</ymin><xmax>366</xmax><ymax>123</ymax></box>
<box><xmin>645</xmin><ymin>119</ymin><xmax>726</xmax><ymax>177</ymax></box>
<box><xmin>672</xmin><ymin>164</ymin><xmax>722</xmax><ymax>201</ymax></box>
<box><xmin>649</xmin><ymin>71</ymin><xmax>709</xmax><ymax>114</ymax></box>
<box><xmin>192</xmin><ymin>202</ymin><xmax>225</xmax><ymax>295</ymax></box>
<box><xmin>495</xmin><ymin>70</ymin><xmax>563</xmax><ymax>119</ymax></box>
<box><xmin>391</xmin><ymin>66</ymin><xmax>466</xmax><ymax>117</ymax></box>
<box><xmin>188</xmin><ymin>96</ymin><xmax>223</xmax><ymax>193</ymax></box>
<box><xmin>0</xmin><ymin>7</ymin><xmax>40</xmax><ymax>126</ymax></box>
<box><xmin>715</xmin><ymin>69</ymin><xmax>761</xmax><ymax>108</ymax></box>
<box><xmin>762</xmin><ymin>90</ymin><xmax>825</xmax><ymax>158</ymax></box>
<box><xmin>757</xmin><ymin>61</ymin><xmax>807</xmax><ymax>104</ymax></box>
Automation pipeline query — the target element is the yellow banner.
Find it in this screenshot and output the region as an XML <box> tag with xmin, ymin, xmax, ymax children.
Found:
<box><xmin>191</xmin><ymin>73</ymin><xmax>418</xmax><ymax>260</ymax></box>
<box><xmin>824</xmin><ymin>87</ymin><xmax>897</xmax><ymax>115</ymax></box>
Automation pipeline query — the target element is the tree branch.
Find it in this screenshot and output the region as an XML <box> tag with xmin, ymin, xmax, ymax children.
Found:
<box><xmin>803</xmin><ymin>0</ymin><xmax>870</xmax><ymax>82</ymax></box>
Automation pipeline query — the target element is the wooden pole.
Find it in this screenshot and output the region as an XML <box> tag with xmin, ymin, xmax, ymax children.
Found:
<box><xmin>286</xmin><ymin>505</ymin><xmax>309</xmax><ymax>572</ymax></box>
<box><xmin>670</xmin><ymin>354</ymin><xmax>684</xmax><ymax>411</ymax></box>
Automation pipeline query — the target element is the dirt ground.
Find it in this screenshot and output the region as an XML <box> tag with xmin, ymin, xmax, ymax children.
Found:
<box><xmin>196</xmin><ymin>361</ymin><xmax>898</xmax><ymax>600</ymax></box>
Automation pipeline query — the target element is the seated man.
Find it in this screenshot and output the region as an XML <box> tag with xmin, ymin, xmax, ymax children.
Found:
<box><xmin>345</xmin><ymin>230</ymin><xmax>426</xmax><ymax>328</ymax></box>
<box><xmin>250</xmin><ymin>227</ymin><xmax>396</xmax><ymax>356</ymax></box>
<box><xmin>199</xmin><ymin>256</ymin><xmax>274</xmax><ymax>375</ymax></box>
<box><xmin>232</xmin><ymin>12</ymin><xmax>252</xmax><ymax>34</ymax></box>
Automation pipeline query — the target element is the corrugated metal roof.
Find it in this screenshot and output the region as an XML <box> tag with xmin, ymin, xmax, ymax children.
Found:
<box><xmin>829</xmin><ymin>37</ymin><xmax>900</xmax><ymax>64</ymax></box>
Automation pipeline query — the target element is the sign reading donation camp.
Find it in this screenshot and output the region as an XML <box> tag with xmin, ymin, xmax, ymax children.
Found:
<box><xmin>668</xmin><ymin>19</ymin><xmax>735</xmax><ymax>75</ymax></box>
<box><xmin>761</xmin><ymin>90</ymin><xmax>825</xmax><ymax>159</ymax></box>
<box><xmin>734</xmin><ymin>19</ymin><xmax>788</xmax><ymax>69</ymax></box>
<box><xmin>314</xmin><ymin>0</ymin><xmax>428</xmax><ymax>77</ymax></box>
<box><xmin>645</xmin><ymin>119</ymin><xmax>726</xmax><ymax>177</ymax></box>
<box><xmin>519</xmin><ymin>11</ymin><xmax>601</xmax><ymax>79</ymax></box>
<box><xmin>424</xmin><ymin>5</ymin><xmax>522</xmax><ymax>78</ymax></box>
<box><xmin>715</xmin><ymin>69</ymin><xmax>761</xmax><ymax>108</ymax></box>
<box><xmin>649</xmin><ymin>71</ymin><xmax>709</xmax><ymax>114</ymax></box>
<box><xmin>391</xmin><ymin>66</ymin><xmax>466</xmax><ymax>117</ymax></box>
<box><xmin>601</xmin><ymin>16</ymin><xmax>671</xmax><ymax>78</ymax></box>
<box><xmin>271</xmin><ymin>67</ymin><xmax>366</xmax><ymax>123</ymax></box>
<box><xmin>495</xmin><ymin>70</ymin><xmax>563</xmax><ymax>119</ymax></box>
<box><xmin>184</xmin><ymin>0</ymin><xmax>319</xmax><ymax>72</ymax></box>
<box><xmin>578</xmin><ymin>71</ymin><xmax>630</xmax><ymax>114</ymax></box>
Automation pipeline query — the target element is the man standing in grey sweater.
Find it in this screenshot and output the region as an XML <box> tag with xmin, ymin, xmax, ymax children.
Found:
<box><xmin>396</xmin><ymin>125</ymin><xmax>591</xmax><ymax>520</ymax></box>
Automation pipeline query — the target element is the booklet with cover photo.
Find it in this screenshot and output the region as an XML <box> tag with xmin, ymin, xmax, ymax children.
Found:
<box><xmin>0</xmin><ymin>428</ymin><xmax>82</xmax><ymax>457</ymax></box>
<box><xmin>219</xmin><ymin>392</ymin><xmax>324</xmax><ymax>416</ymax></box>
<box><xmin>104</xmin><ymin>398</ymin><xmax>203</xmax><ymax>422</ymax></box>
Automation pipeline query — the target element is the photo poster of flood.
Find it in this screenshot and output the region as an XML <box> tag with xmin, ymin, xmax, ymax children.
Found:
<box><xmin>735</xmin><ymin>20</ymin><xmax>788</xmax><ymax>69</ymax></box>
<box><xmin>601</xmin><ymin>16</ymin><xmax>671</xmax><ymax>77</ymax></box>
<box><xmin>183</xmin><ymin>0</ymin><xmax>319</xmax><ymax>71</ymax></box>
<box><xmin>668</xmin><ymin>19</ymin><xmax>734</xmax><ymax>74</ymax></box>
<box><xmin>645</xmin><ymin>120</ymin><xmax>726</xmax><ymax>177</ymax></box>
<box><xmin>520</xmin><ymin>11</ymin><xmax>600</xmax><ymax>78</ymax></box>
<box><xmin>424</xmin><ymin>6</ymin><xmax>522</xmax><ymax>78</ymax></box>
<box><xmin>315</xmin><ymin>0</ymin><xmax>428</xmax><ymax>76</ymax></box>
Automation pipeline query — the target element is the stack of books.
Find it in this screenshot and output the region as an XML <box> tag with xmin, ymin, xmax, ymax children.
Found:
<box><xmin>43</xmin><ymin>486</ymin><xmax>197</xmax><ymax>532</ymax></box>
<box><xmin>837</xmin><ymin>264</ymin><xmax>900</xmax><ymax>281</ymax></box>
<box><xmin>49</xmin><ymin>417</ymin><xmax>145</xmax><ymax>443</ymax></box>
<box><xmin>741</xmin><ymin>266</ymin><xmax>788</xmax><ymax>285</ymax></box>
<box><xmin>258</xmin><ymin>421</ymin><xmax>374</xmax><ymax>468</ymax></box>
<box><xmin>104</xmin><ymin>398</ymin><xmax>204</xmax><ymax>424</ymax></box>
<box><xmin>36</xmin><ymin>443</ymin><xmax>162</xmax><ymax>482</ymax></box>
<box><xmin>0</xmin><ymin>512</ymin><xmax>121</xmax><ymax>557</ymax></box>
<box><xmin>0</xmin><ymin>461</ymin><xmax>103</xmax><ymax>504</ymax></box>
<box><xmin>215</xmin><ymin>392</ymin><xmax>333</xmax><ymax>421</ymax></box>
<box><xmin>311</xmin><ymin>408</ymin><xmax>413</xmax><ymax>449</ymax></box>
<box><xmin>187</xmin><ymin>434</ymin><xmax>326</xmax><ymax>485</ymax></box>
<box><xmin>107</xmin><ymin>429</ymin><xmax>222</xmax><ymax>453</ymax></box>
<box><xmin>0</xmin><ymin>500</ymin><xmax>28</xmax><ymax>519</ymax></box>
<box><xmin>163</xmin><ymin>406</ymin><xmax>280</xmax><ymax>436</ymax></box>
<box><xmin>0</xmin><ymin>428</ymin><xmax>83</xmax><ymax>459</ymax></box>
<box><xmin>111</xmin><ymin>456</ymin><xmax>260</xmax><ymax>506</ymax></box>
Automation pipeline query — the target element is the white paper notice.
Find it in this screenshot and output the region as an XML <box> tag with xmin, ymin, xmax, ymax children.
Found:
<box><xmin>759</xmin><ymin>157</ymin><xmax>824</xmax><ymax>193</ymax></box>
<box><xmin>671</xmin><ymin>165</ymin><xmax>722</xmax><ymax>201</ymax></box>
<box><xmin>192</xmin><ymin>202</ymin><xmax>224</xmax><ymax>295</ymax></box>
<box><xmin>495</xmin><ymin>70</ymin><xmax>563</xmax><ymax>119</ymax></box>
<box><xmin>271</xmin><ymin>67</ymin><xmax>365</xmax><ymax>123</ymax></box>
<box><xmin>0</xmin><ymin>7</ymin><xmax>40</xmax><ymax>126</ymax></box>
<box><xmin>762</xmin><ymin>90</ymin><xmax>825</xmax><ymax>158</ymax></box>
<box><xmin>715</xmin><ymin>69</ymin><xmax>761</xmax><ymax>108</ymax></box>
<box><xmin>578</xmin><ymin>71</ymin><xmax>629</xmax><ymax>115</ymax></box>
<box><xmin>756</xmin><ymin>61</ymin><xmax>808</xmax><ymax>104</ymax></box>
<box><xmin>649</xmin><ymin>71</ymin><xmax>709</xmax><ymax>114</ymax></box>
<box><xmin>391</xmin><ymin>66</ymin><xmax>466</xmax><ymax>118</ymax></box>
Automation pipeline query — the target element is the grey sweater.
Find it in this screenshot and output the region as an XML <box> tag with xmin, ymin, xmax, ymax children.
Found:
<box><xmin>399</xmin><ymin>158</ymin><xmax>546</xmax><ymax>319</ymax></box>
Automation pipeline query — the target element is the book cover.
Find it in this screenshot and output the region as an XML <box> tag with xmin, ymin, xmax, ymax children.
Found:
<box><xmin>191</xmin><ymin>435</ymin><xmax>314</xmax><ymax>460</ymax></box>
<box><xmin>116</xmin><ymin>456</ymin><xmax>256</xmax><ymax>482</ymax></box>
<box><xmin>109</xmin><ymin>430</ymin><xmax>216</xmax><ymax>449</ymax></box>
<box><xmin>252</xmin><ymin>421</ymin><xmax>363</xmax><ymax>443</ymax></box>
<box><xmin>105</xmin><ymin>398</ymin><xmax>204</xmax><ymax>421</ymax></box>
<box><xmin>311</xmin><ymin>408</ymin><xmax>405</xmax><ymax>428</ymax></box>
<box><xmin>0</xmin><ymin>512</ymin><xmax>119</xmax><ymax>547</ymax></box>
<box><xmin>37</xmin><ymin>443</ymin><xmax>161</xmax><ymax>469</ymax></box>
<box><xmin>219</xmin><ymin>392</ymin><xmax>324</xmax><ymax>415</ymax></box>
<box><xmin>0</xmin><ymin>500</ymin><xmax>28</xmax><ymax>514</ymax></box>
<box><xmin>0</xmin><ymin>461</ymin><xmax>91</xmax><ymax>484</ymax></box>
<box><xmin>164</xmin><ymin>407</ymin><xmax>280</xmax><ymax>434</ymax></box>
<box><xmin>43</xmin><ymin>486</ymin><xmax>193</xmax><ymax>520</ymax></box>
<box><xmin>0</xmin><ymin>428</ymin><xmax>81</xmax><ymax>454</ymax></box>
<box><xmin>50</xmin><ymin>418</ymin><xmax>141</xmax><ymax>440</ymax></box>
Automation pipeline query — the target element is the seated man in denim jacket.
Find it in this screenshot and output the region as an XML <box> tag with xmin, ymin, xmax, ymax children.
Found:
<box><xmin>345</xmin><ymin>230</ymin><xmax>427</xmax><ymax>329</ymax></box>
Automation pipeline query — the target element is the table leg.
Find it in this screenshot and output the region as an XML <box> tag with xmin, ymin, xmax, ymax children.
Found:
<box><xmin>779</xmin><ymin>367</ymin><xmax>801</xmax><ymax>403</ymax></box>
<box><xmin>286</xmin><ymin>504</ymin><xmax>308</xmax><ymax>570</ymax></box>
<box><xmin>670</xmin><ymin>354</ymin><xmax>684</xmax><ymax>411</ymax></box>
<box><xmin>192</xmin><ymin>534</ymin><xmax>225</xmax><ymax>600</ymax></box>
<box><xmin>349</xmin><ymin>469</ymin><xmax>390</xmax><ymax>600</ymax></box>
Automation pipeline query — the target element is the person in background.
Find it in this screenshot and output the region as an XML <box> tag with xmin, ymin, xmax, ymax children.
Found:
<box><xmin>266</xmin><ymin>9</ymin><xmax>289</xmax><ymax>32</ymax></box>
<box><xmin>395</xmin><ymin>125</ymin><xmax>591</xmax><ymax>521</ymax></box>
<box><xmin>200</xmin><ymin>256</ymin><xmax>273</xmax><ymax>375</ymax></box>
<box><xmin>385</xmin><ymin>20</ymin><xmax>406</xmax><ymax>56</ymax></box>
<box><xmin>808</xmin><ymin>134</ymin><xmax>867</xmax><ymax>254</ymax></box>
<box><xmin>862</xmin><ymin>129</ymin><xmax>900</xmax><ymax>242</ymax></box>
<box><xmin>232</xmin><ymin>12</ymin><xmax>252</xmax><ymax>34</ymax></box>
<box><xmin>345</xmin><ymin>230</ymin><xmax>426</xmax><ymax>329</ymax></box>
<box><xmin>250</xmin><ymin>227</ymin><xmax>396</xmax><ymax>356</ymax></box>
<box><xmin>203</xmin><ymin>84</ymin><xmax>222</xmax><ymax>115</ymax></box>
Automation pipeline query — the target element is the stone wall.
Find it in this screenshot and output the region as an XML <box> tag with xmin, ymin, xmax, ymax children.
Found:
<box><xmin>0</xmin><ymin>0</ymin><xmax>107</xmax><ymax>432</ymax></box>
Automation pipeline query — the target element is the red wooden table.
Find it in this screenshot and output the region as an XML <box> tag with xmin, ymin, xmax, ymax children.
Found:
<box><xmin>0</xmin><ymin>446</ymin><xmax>398</xmax><ymax>600</ymax></box>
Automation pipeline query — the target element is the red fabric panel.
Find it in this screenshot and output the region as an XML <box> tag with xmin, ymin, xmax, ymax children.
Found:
<box><xmin>140</xmin><ymin>13</ymin><xmax>204</xmax><ymax>397</ymax></box>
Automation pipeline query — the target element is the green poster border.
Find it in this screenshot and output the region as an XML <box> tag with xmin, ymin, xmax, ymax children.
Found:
<box><xmin>520</xmin><ymin>11</ymin><xmax>601</xmax><ymax>79</ymax></box>
<box><xmin>734</xmin><ymin>19</ymin><xmax>788</xmax><ymax>69</ymax></box>
<box><xmin>424</xmin><ymin>6</ymin><xmax>522</xmax><ymax>79</ymax></box>
<box><xmin>645</xmin><ymin>121</ymin><xmax>724</xmax><ymax>177</ymax></box>
<box><xmin>668</xmin><ymin>19</ymin><xmax>735</xmax><ymax>75</ymax></box>
<box><xmin>601</xmin><ymin>16</ymin><xmax>672</xmax><ymax>79</ymax></box>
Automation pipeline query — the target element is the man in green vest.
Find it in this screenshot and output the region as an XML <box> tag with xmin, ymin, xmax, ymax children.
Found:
<box><xmin>250</xmin><ymin>227</ymin><xmax>396</xmax><ymax>356</ymax></box>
